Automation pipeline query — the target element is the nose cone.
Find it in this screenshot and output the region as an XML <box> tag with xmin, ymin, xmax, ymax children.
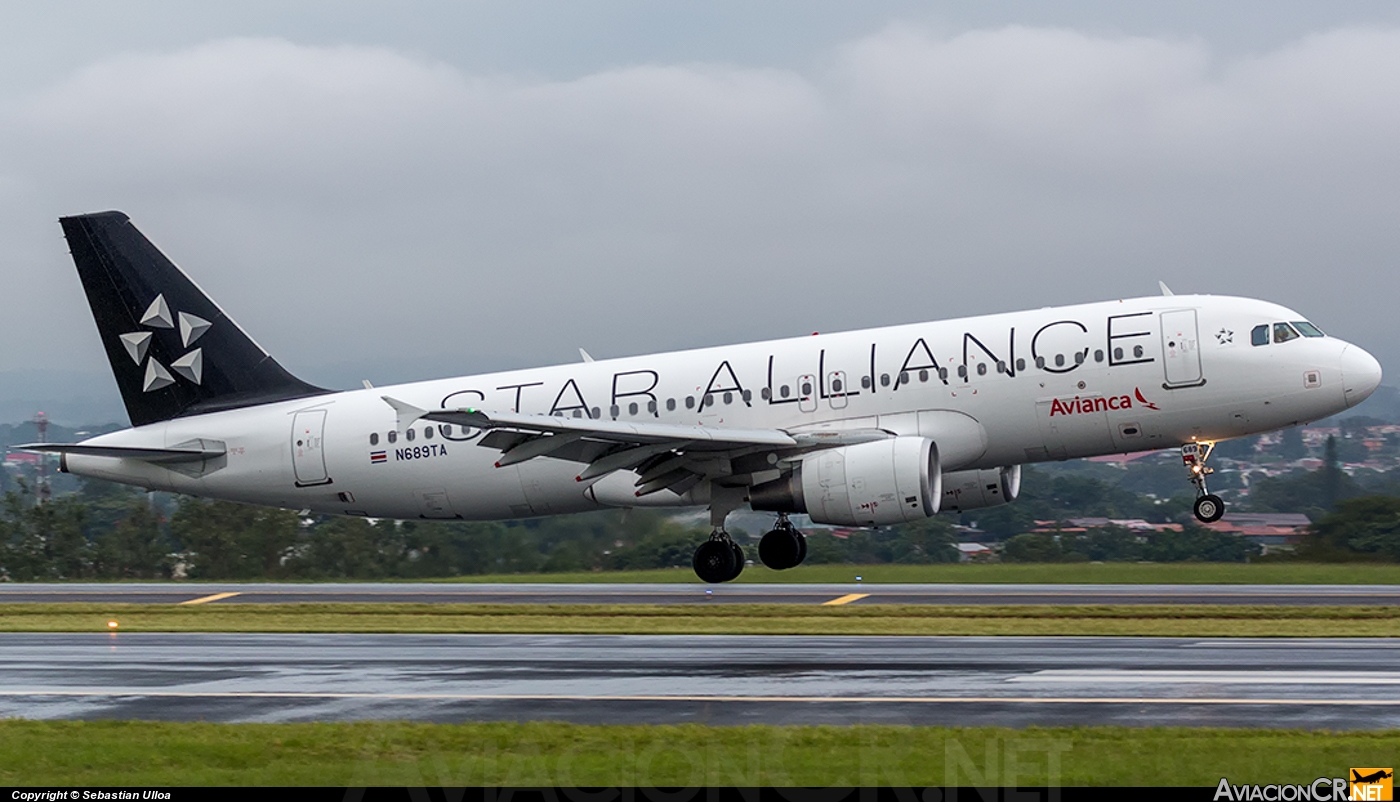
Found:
<box><xmin>1341</xmin><ymin>344</ymin><xmax>1383</xmax><ymax>408</ymax></box>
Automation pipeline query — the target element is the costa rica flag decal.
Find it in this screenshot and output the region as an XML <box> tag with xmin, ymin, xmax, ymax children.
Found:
<box><xmin>370</xmin><ymin>450</ymin><xmax>387</xmax><ymax>464</ymax></box>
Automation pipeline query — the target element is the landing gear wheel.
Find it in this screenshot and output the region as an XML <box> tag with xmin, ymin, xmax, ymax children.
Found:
<box><xmin>693</xmin><ymin>539</ymin><xmax>737</xmax><ymax>584</ymax></box>
<box><xmin>759</xmin><ymin>528</ymin><xmax>803</xmax><ymax>570</ymax></box>
<box><xmin>1194</xmin><ymin>494</ymin><xmax>1225</xmax><ymax>523</ymax></box>
<box><xmin>795</xmin><ymin>532</ymin><xmax>807</xmax><ymax>566</ymax></box>
<box><xmin>728</xmin><ymin>542</ymin><xmax>745</xmax><ymax>581</ymax></box>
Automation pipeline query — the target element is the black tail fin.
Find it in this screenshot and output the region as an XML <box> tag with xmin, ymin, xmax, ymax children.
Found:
<box><xmin>60</xmin><ymin>211</ymin><xmax>327</xmax><ymax>427</ymax></box>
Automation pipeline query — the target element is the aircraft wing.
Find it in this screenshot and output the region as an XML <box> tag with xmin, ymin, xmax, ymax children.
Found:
<box><xmin>382</xmin><ymin>396</ymin><xmax>886</xmax><ymax>497</ymax></box>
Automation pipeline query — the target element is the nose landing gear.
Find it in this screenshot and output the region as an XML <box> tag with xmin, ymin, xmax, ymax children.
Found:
<box><xmin>1182</xmin><ymin>442</ymin><xmax>1225</xmax><ymax>523</ymax></box>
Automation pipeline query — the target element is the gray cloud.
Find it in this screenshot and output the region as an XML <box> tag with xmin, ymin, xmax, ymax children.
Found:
<box><xmin>2</xmin><ymin>23</ymin><xmax>1398</xmax><ymax>406</ymax></box>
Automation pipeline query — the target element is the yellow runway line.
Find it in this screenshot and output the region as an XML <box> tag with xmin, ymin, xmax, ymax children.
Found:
<box><xmin>822</xmin><ymin>593</ymin><xmax>870</xmax><ymax>606</ymax></box>
<box><xmin>178</xmin><ymin>592</ymin><xmax>241</xmax><ymax>606</ymax></box>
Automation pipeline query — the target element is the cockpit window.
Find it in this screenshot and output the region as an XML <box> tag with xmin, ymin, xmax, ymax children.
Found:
<box><xmin>1292</xmin><ymin>321</ymin><xmax>1325</xmax><ymax>338</ymax></box>
<box><xmin>1251</xmin><ymin>325</ymin><xmax>1269</xmax><ymax>346</ymax></box>
<box><xmin>1273</xmin><ymin>322</ymin><xmax>1300</xmax><ymax>344</ymax></box>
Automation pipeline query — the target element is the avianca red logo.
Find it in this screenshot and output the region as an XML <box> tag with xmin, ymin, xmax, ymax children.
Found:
<box><xmin>1049</xmin><ymin>387</ymin><xmax>1159</xmax><ymax>417</ymax></box>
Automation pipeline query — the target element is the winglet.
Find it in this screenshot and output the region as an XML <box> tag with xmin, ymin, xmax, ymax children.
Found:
<box><xmin>381</xmin><ymin>396</ymin><xmax>427</xmax><ymax>431</ymax></box>
<box><xmin>579</xmin><ymin>348</ymin><xmax>594</xmax><ymax>363</ymax></box>
<box><xmin>1158</xmin><ymin>281</ymin><xmax>1175</xmax><ymax>296</ymax></box>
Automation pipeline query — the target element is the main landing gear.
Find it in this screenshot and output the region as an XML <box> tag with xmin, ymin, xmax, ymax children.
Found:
<box><xmin>758</xmin><ymin>513</ymin><xmax>806</xmax><ymax>571</ymax></box>
<box><xmin>691</xmin><ymin>513</ymin><xmax>809</xmax><ymax>583</ymax></box>
<box><xmin>1181</xmin><ymin>442</ymin><xmax>1225</xmax><ymax>523</ymax></box>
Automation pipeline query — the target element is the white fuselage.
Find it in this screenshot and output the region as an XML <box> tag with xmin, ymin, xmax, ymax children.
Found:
<box><xmin>64</xmin><ymin>294</ymin><xmax>1379</xmax><ymax>520</ymax></box>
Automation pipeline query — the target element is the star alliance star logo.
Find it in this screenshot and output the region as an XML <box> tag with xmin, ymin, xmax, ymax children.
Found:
<box><xmin>1215</xmin><ymin>328</ymin><xmax>1234</xmax><ymax>345</ymax></box>
<box><xmin>119</xmin><ymin>294</ymin><xmax>210</xmax><ymax>392</ymax></box>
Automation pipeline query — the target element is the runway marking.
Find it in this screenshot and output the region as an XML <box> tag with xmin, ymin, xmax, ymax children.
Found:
<box><xmin>3</xmin><ymin>689</ymin><xmax>1400</xmax><ymax>706</ymax></box>
<box><xmin>1013</xmin><ymin>669</ymin><xmax>1400</xmax><ymax>685</ymax></box>
<box><xmin>178</xmin><ymin>592</ymin><xmax>241</xmax><ymax>605</ymax></box>
<box><xmin>822</xmin><ymin>593</ymin><xmax>870</xmax><ymax>606</ymax></box>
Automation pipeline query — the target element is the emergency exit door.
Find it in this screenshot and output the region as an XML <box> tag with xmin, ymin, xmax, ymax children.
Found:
<box><xmin>292</xmin><ymin>409</ymin><xmax>332</xmax><ymax>486</ymax></box>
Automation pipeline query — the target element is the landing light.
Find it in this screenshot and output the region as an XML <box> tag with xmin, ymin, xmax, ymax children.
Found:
<box><xmin>107</xmin><ymin>620</ymin><xmax>119</xmax><ymax>629</ymax></box>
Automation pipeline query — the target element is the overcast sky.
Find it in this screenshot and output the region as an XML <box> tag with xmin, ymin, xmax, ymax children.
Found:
<box><xmin>3</xmin><ymin>2</ymin><xmax>1399</xmax><ymax>420</ymax></box>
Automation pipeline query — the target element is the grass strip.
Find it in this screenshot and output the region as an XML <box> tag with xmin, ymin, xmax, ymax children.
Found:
<box><xmin>5</xmin><ymin>602</ymin><xmax>1400</xmax><ymax>636</ymax></box>
<box><xmin>2</xmin><ymin>720</ymin><xmax>1397</xmax><ymax>786</ymax></box>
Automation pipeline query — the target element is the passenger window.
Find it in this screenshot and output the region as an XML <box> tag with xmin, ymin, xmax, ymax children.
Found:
<box><xmin>833</xmin><ymin>378</ymin><xmax>844</xmax><ymax>392</ymax></box>
<box><xmin>590</xmin><ymin>407</ymin><xmax>601</xmax><ymax>419</ymax></box>
<box><xmin>1094</xmin><ymin>350</ymin><xmax>1104</xmax><ymax>363</ymax></box>
<box><xmin>802</xmin><ymin>382</ymin><xmax>813</xmax><ymax>395</ymax></box>
<box><xmin>686</xmin><ymin>396</ymin><xmax>695</xmax><ymax>409</ymax></box>
<box><xmin>919</xmin><ymin>369</ymin><xmax>928</xmax><ymax>383</ymax></box>
<box><xmin>996</xmin><ymin>361</ymin><xmax>1006</xmax><ymax>374</ymax></box>
<box><xmin>861</xmin><ymin>376</ymin><xmax>872</xmax><ymax>389</ymax></box>
<box><xmin>1015</xmin><ymin>358</ymin><xmax>1026</xmax><ymax>372</ymax></box>
<box><xmin>742</xmin><ymin>390</ymin><xmax>752</xmax><ymax>402</ymax></box>
<box><xmin>667</xmin><ymin>398</ymin><xmax>676</xmax><ymax>411</ymax></box>
<box><xmin>648</xmin><ymin>400</ymin><xmax>657</xmax><ymax>413</ymax></box>
<box><xmin>573</xmin><ymin>409</ymin><xmax>583</xmax><ymax>418</ymax></box>
<box><xmin>1054</xmin><ymin>354</ymin><xmax>1065</xmax><ymax>367</ymax></box>
<box><xmin>957</xmin><ymin>365</ymin><xmax>968</xmax><ymax>379</ymax></box>
<box><xmin>722</xmin><ymin>392</ymin><xmax>732</xmax><ymax>405</ymax></box>
<box><xmin>880</xmin><ymin>374</ymin><xmax>890</xmax><ymax>387</ymax></box>
<box><xmin>423</xmin><ymin>426</ymin><xmax>433</xmax><ymax>439</ymax></box>
<box><xmin>1112</xmin><ymin>348</ymin><xmax>1123</xmax><ymax>361</ymax></box>
<box><xmin>898</xmin><ymin>372</ymin><xmax>909</xmax><ymax>385</ymax></box>
<box><xmin>629</xmin><ymin>402</ymin><xmax>639</xmax><ymax>415</ymax></box>
<box><xmin>1035</xmin><ymin>356</ymin><xmax>1046</xmax><ymax>369</ymax></box>
<box><xmin>387</xmin><ymin>431</ymin><xmax>397</xmax><ymax>444</ymax></box>
<box><xmin>610</xmin><ymin>404</ymin><xmax>620</xmax><ymax>417</ymax></box>
<box><xmin>1293</xmin><ymin>321</ymin><xmax>1325</xmax><ymax>338</ymax></box>
<box><xmin>977</xmin><ymin>363</ymin><xmax>987</xmax><ymax>376</ymax></box>
<box><xmin>369</xmin><ymin>433</ymin><xmax>379</xmax><ymax>446</ymax></box>
<box><xmin>1273</xmin><ymin>322</ymin><xmax>1300</xmax><ymax>344</ymax></box>
<box><xmin>1251</xmin><ymin>325</ymin><xmax>1268</xmax><ymax>346</ymax></box>
<box><xmin>939</xmin><ymin>368</ymin><xmax>949</xmax><ymax>380</ymax></box>
<box><xmin>405</xmin><ymin>428</ymin><xmax>415</xmax><ymax>442</ymax></box>
<box><xmin>1074</xmin><ymin>351</ymin><xmax>1085</xmax><ymax>365</ymax></box>
<box><xmin>780</xmin><ymin>385</ymin><xmax>790</xmax><ymax>398</ymax></box>
<box><xmin>1133</xmin><ymin>345</ymin><xmax>1144</xmax><ymax>358</ymax></box>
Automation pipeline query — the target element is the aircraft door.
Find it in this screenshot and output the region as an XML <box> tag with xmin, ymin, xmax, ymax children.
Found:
<box><xmin>797</xmin><ymin>374</ymin><xmax>818</xmax><ymax>413</ymax></box>
<box><xmin>291</xmin><ymin>409</ymin><xmax>332</xmax><ymax>487</ymax></box>
<box><xmin>1161</xmin><ymin>309</ymin><xmax>1204</xmax><ymax>387</ymax></box>
<box><xmin>827</xmin><ymin>371</ymin><xmax>849</xmax><ymax>410</ymax></box>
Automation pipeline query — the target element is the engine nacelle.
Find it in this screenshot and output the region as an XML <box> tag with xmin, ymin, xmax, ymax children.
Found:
<box><xmin>939</xmin><ymin>465</ymin><xmax>1022</xmax><ymax>513</ymax></box>
<box><xmin>750</xmin><ymin>437</ymin><xmax>941</xmax><ymax>526</ymax></box>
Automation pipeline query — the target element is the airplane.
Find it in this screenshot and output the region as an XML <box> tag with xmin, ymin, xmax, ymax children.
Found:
<box><xmin>22</xmin><ymin>211</ymin><xmax>1383</xmax><ymax>582</ymax></box>
<box><xmin>1354</xmin><ymin>770</ymin><xmax>1394</xmax><ymax>784</ymax></box>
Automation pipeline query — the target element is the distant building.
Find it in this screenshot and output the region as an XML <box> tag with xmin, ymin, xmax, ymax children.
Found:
<box><xmin>955</xmin><ymin>542</ymin><xmax>993</xmax><ymax>562</ymax></box>
<box><xmin>1201</xmin><ymin>512</ymin><xmax>1311</xmax><ymax>552</ymax></box>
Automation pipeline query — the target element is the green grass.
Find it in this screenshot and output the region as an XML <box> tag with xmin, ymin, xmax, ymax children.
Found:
<box><xmin>2</xmin><ymin>720</ymin><xmax>1395</xmax><ymax>786</ymax></box>
<box><xmin>31</xmin><ymin>563</ymin><xmax>1400</xmax><ymax>584</ymax></box>
<box><xmin>422</xmin><ymin>562</ymin><xmax>1400</xmax><ymax>584</ymax></box>
<box><xmin>7</xmin><ymin>602</ymin><xmax>1400</xmax><ymax>636</ymax></box>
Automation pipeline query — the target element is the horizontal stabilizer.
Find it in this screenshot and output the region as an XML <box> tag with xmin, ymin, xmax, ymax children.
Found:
<box><xmin>16</xmin><ymin>439</ymin><xmax>226</xmax><ymax>464</ymax></box>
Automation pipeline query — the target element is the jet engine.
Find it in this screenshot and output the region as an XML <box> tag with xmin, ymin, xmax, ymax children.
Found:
<box><xmin>750</xmin><ymin>437</ymin><xmax>941</xmax><ymax>526</ymax></box>
<box><xmin>939</xmin><ymin>465</ymin><xmax>1022</xmax><ymax>513</ymax></box>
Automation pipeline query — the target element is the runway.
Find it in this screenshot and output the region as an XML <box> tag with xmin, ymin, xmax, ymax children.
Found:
<box><xmin>1</xmin><ymin>633</ymin><xmax>1397</xmax><ymax>728</ymax></box>
<box><xmin>3</xmin><ymin>582</ymin><xmax>1399</xmax><ymax>606</ymax></box>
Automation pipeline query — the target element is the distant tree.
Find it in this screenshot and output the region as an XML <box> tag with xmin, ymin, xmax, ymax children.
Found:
<box><xmin>91</xmin><ymin>498</ymin><xmax>170</xmax><ymax>579</ymax></box>
<box><xmin>1323</xmin><ymin>435</ymin><xmax>1341</xmax><ymax>510</ymax></box>
<box><xmin>1003</xmin><ymin>533</ymin><xmax>1063</xmax><ymax>562</ymax></box>
<box><xmin>0</xmin><ymin>487</ymin><xmax>90</xmax><ymax>580</ymax></box>
<box><xmin>170</xmin><ymin>498</ymin><xmax>300</xmax><ymax>579</ymax></box>
<box><xmin>1276</xmin><ymin>427</ymin><xmax>1307</xmax><ymax>461</ymax></box>
<box><xmin>1301</xmin><ymin>496</ymin><xmax>1400</xmax><ymax>561</ymax></box>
